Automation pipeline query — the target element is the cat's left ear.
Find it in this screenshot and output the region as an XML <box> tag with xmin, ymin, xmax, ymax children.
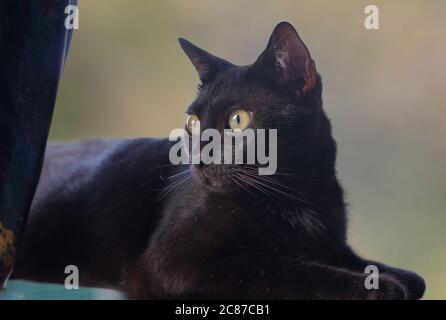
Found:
<box><xmin>179</xmin><ymin>38</ymin><xmax>233</xmax><ymax>85</ymax></box>
<box><xmin>255</xmin><ymin>22</ymin><xmax>317</xmax><ymax>97</ymax></box>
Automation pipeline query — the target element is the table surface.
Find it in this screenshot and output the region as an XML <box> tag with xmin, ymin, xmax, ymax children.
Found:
<box><xmin>0</xmin><ymin>280</ymin><xmax>123</xmax><ymax>300</ymax></box>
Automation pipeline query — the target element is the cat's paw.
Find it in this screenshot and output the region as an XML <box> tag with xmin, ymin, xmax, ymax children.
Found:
<box><xmin>366</xmin><ymin>275</ymin><xmax>408</xmax><ymax>300</ymax></box>
<box><xmin>389</xmin><ymin>270</ymin><xmax>425</xmax><ymax>300</ymax></box>
<box><xmin>405</xmin><ymin>272</ymin><xmax>425</xmax><ymax>300</ymax></box>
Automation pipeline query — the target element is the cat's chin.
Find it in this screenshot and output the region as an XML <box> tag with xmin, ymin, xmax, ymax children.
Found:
<box><xmin>190</xmin><ymin>165</ymin><xmax>234</xmax><ymax>194</ymax></box>
<box><xmin>202</xmin><ymin>182</ymin><xmax>229</xmax><ymax>194</ymax></box>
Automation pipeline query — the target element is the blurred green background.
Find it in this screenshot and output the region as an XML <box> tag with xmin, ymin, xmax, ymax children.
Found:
<box><xmin>4</xmin><ymin>0</ymin><xmax>446</xmax><ymax>299</ymax></box>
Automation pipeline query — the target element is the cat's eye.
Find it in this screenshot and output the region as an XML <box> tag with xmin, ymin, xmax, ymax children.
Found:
<box><xmin>228</xmin><ymin>109</ymin><xmax>252</xmax><ymax>131</ymax></box>
<box><xmin>185</xmin><ymin>114</ymin><xmax>200</xmax><ymax>135</ymax></box>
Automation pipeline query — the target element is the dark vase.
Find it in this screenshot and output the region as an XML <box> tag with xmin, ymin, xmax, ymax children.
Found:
<box><xmin>0</xmin><ymin>0</ymin><xmax>76</xmax><ymax>287</ymax></box>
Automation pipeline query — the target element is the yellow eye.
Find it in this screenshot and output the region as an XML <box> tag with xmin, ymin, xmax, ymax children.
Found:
<box><xmin>185</xmin><ymin>114</ymin><xmax>200</xmax><ymax>135</ymax></box>
<box><xmin>228</xmin><ymin>109</ymin><xmax>251</xmax><ymax>130</ymax></box>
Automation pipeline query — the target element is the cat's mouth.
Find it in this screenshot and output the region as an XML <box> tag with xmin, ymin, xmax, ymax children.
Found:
<box><xmin>190</xmin><ymin>164</ymin><xmax>239</xmax><ymax>192</ymax></box>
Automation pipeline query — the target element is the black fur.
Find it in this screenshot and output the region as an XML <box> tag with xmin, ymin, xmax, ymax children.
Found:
<box><xmin>13</xmin><ymin>22</ymin><xmax>425</xmax><ymax>299</ymax></box>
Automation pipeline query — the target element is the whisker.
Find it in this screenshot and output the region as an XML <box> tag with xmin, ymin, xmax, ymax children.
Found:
<box><xmin>230</xmin><ymin>174</ymin><xmax>255</xmax><ymax>198</ymax></box>
<box><xmin>235</xmin><ymin>173</ymin><xmax>284</xmax><ymax>203</ymax></box>
<box><xmin>167</xmin><ymin>169</ymin><xmax>190</xmax><ymax>180</ymax></box>
<box><xmin>158</xmin><ymin>169</ymin><xmax>192</xmax><ymax>200</ymax></box>
<box><xmin>236</xmin><ymin>169</ymin><xmax>315</xmax><ymax>204</ymax></box>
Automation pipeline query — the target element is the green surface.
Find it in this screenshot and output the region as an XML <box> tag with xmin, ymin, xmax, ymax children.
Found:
<box><xmin>0</xmin><ymin>280</ymin><xmax>123</xmax><ymax>300</ymax></box>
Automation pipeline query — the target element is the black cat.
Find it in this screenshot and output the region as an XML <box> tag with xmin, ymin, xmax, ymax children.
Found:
<box><xmin>13</xmin><ymin>22</ymin><xmax>425</xmax><ymax>299</ymax></box>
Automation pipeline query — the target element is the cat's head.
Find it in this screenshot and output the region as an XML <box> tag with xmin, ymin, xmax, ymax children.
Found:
<box><xmin>179</xmin><ymin>22</ymin><xmax>336</xmax><ymax>200</ymax></box>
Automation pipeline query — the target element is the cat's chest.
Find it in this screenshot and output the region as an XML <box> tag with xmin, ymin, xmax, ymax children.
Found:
<box><xmin>167</xmin><ymin>193</ymin><xmax>296</xmax><ymax>251</ymax></box>
<box><xmin>184</xmin><ymin>194</ymin><xmax>250</xmax><ymax>232</ymax></box>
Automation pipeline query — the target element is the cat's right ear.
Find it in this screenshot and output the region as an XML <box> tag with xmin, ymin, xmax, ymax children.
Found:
<box><xmin>179</xmin><ymin>38</ymin><xmax>233</xmax><ymax>85</ymax></box>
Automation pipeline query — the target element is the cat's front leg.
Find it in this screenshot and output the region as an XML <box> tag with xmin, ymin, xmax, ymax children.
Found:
<box><xmin>135</xmin><ymin>252</ymin><xmax>408</xmax><ymax>299</ymax></box>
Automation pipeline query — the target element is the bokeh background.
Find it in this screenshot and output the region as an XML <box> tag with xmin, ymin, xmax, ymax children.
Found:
<box><xmin>3</xmin><ymin>0</ymin><xmax>445</xmax><ymax>299</ymax></box>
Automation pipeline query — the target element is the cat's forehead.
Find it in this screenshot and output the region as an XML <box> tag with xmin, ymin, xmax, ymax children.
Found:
<box><xmin>188</xmin><ymin>66</ymin><xmax>278</xmax><ymax>113</ymax></box>
<box><xmin>205</xmin><ymin>66</ymin><xmax>249</xmax><ymax>96</ymax></box>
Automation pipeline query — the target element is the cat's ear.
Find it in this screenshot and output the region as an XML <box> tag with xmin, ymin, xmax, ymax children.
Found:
<box><xmin>179</xmin><ymin>38</ymin><xmax>233</xmax><ymax>85</ymax></box>
<box><xmin>255</xmin><ymin>22</ymin><xmax>317</xmax><ymax>96</ymax></box>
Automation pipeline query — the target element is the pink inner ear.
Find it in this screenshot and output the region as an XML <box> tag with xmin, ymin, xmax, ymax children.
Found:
<box><xmin>179</xmin><ymin>37</ymin><xmax>233</xmax><ymax>84</ymax></box>
<box><xmin>267</xmin><ymin>22</ymin><xmax>317</xmax><ymax>94</ymax></box>
<box><xmin>303</xmin><ymin>59</ymin><xmax>317</xmax><ymax>95</ymax></box>
<box><xmin>272</xmin><ymin>29</ymin><xmax>312</xmax><ymax>77</ymax></box>
<box><xmin>179</xmin><ymin>38</ymin><xmax>214</xmax><ymax>82</ymax></box>
<box><xmin>189</xmin><ymin>54</ymin><xmax>210</xmax><ymax>79</ymax></box>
